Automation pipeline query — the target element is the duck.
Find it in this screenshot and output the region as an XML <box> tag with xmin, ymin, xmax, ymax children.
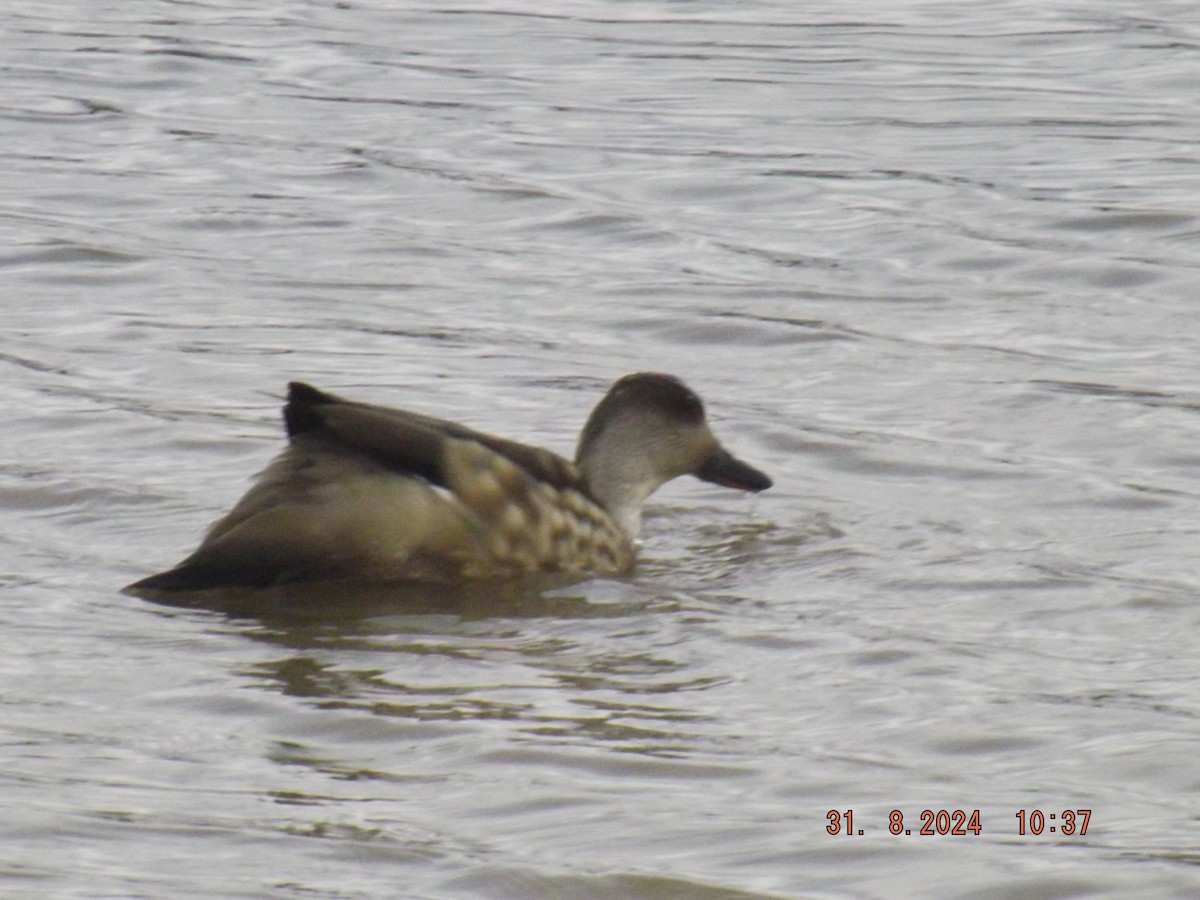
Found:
<box><xmin>126</xmin><ymin>373</ymin><xmax>772</xmax><ymax>592</ymax></box>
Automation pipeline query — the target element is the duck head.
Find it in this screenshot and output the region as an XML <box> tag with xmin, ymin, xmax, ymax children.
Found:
<box><xmin>575</xmin><ymin>373</ymin><xmax>772</xmax><ymax>538</ymax></box>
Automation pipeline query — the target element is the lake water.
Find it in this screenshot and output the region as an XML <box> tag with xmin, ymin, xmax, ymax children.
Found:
<box><xmin>3</xmin><ymin>1</ymin><xmax>1200</xmax><ymax>896</ymax></box>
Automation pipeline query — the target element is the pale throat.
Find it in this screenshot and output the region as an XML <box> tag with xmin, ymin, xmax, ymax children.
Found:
<box><xmin>587</xmin><ymin>470</ymin><xmax>664</xmax><ymax>539</ymax></box>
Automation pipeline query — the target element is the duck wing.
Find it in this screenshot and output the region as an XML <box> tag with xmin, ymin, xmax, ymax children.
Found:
<box><xmin>124</xmin><ymin>383</ymin><xmax>623</xmax><ymax>593</ymax></box>
<box><xmin>284</xmin><ymin>382</ymin><xmax>587</xmax><ymax>495</ymax></box>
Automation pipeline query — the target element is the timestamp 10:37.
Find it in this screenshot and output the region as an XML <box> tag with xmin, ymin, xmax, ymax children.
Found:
<box><xmin>826</xmin><ymin>809</ymin><xmax>1091</xmax><ymax>837</ymax></box>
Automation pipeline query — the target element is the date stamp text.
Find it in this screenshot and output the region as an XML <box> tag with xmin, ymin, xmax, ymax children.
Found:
<box><xmin>826</xmin><ymin>809</ymin><xmax>1091</xmax><ymax>837</ymax></box>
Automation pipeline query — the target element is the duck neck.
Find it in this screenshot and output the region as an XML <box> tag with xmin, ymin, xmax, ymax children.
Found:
<box><xmin>594</xmin><ymin>479</ymin><xmax>650</xmax><ymax>539</ymax></box>
<box><xmin>578</xmin><ymin>449</ymin><xmax>663</xmax><ymax>540</ymax></box>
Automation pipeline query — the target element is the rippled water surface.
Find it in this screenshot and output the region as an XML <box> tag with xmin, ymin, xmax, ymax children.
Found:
<box><xmin>4</xmin><ymin>1</ymin><xmax>1200</xmax><ymax>896</ymax></box>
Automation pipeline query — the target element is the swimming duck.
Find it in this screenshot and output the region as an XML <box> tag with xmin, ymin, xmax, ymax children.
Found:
<box><xmin>127</xmin><ymin>373</ymin><xmax>772</xmax><ymax>591</ymax></box>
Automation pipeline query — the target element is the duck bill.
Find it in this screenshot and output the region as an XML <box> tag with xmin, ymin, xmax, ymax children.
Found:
<box><xmin>696</xmin><ymin>445</ymin><xmax>773</xmax><ymax>492</ymax></box>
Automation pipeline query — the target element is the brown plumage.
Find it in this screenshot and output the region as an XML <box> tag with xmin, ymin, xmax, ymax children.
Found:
<box><xmin>126</xmin><ymin>373</ymin><xmax>772</xmax><ymax>592</ymax></box>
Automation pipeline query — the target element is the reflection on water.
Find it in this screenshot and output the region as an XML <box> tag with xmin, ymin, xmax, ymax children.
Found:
<box><xmin>139</xmin><ymin>575</ymin><xmax>740</xmax><ymax>760</ymax></box>
<box><xmin>133</xmin><ymin>574</ymin><xmax>628</xmax><ymax>624</ymax></box>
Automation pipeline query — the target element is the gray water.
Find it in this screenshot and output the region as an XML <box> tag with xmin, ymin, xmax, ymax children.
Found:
<box><xmin>4</xmin><ymin>1</ymin><xmax>1200</xmax><ymax>897</ymax></box>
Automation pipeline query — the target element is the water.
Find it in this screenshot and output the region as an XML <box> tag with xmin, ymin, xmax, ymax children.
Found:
<box><xmin>3</xmin><ymin>1</ymin><xmax>1200</xmax><ymax>896</ymax></box>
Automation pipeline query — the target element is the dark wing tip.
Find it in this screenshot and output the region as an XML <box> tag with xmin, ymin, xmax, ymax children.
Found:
<box><xmin>287</xmin><ymin>381</ymin><xmax>328</xmax><ymax>402</ymax></box>
<box><xmin>124</xmin><ymin>562</ymin><xmax>282</xmax><ymax>594</ymax></box>
<box><xmin>124</xmin><ymin>567</ymin><xmax>215</xmax><ymax>594</ymax></box>
<box><xmin>284</xmin><ymin>381</ymin><xmax>338</xmax><ymax>438</ymax></box>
